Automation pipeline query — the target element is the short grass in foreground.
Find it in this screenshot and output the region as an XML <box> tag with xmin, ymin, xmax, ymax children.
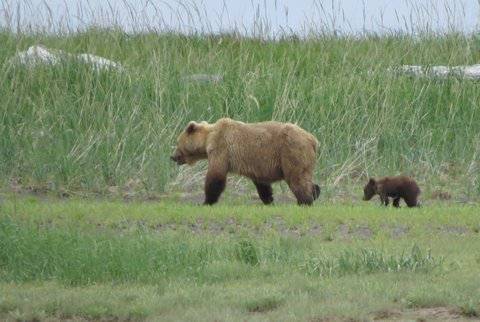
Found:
<box><xmin>0</xmin><ymin>198</ymin><xmax>479</xmax><ymax>321</ymax></box>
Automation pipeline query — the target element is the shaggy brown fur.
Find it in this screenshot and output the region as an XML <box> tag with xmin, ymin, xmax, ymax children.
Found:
<box><xmin>171</xmin><ymin>118</ymin><xmax>321</xmax><ymax>205</ymax></box>
<box><xmin>363</xmin><ymin>176</ymin><xmax>420</xmax><ymax>208</ymax></box>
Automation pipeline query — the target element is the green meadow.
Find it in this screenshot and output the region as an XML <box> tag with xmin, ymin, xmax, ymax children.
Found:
<box><xmin>0</xmin><ymin>199</ymin><xmax>479</xmax><ymax>321</ymax></box>
<box><xmin>1</xmin><ymin>3</ymin><xmax>480</xmax><ymax>320</ymax></box>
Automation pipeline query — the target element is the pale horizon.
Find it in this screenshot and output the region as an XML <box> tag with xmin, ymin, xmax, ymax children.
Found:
<box><xmin>1</xmin><ymin>0</ymin><xmax>479</xmax><ymax>37</ymax></box>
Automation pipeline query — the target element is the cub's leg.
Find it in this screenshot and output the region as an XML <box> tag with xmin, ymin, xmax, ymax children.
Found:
<box><xmin>380</xmin><ymin>195</ymin><xmax>389</xmax><ymax>206</ymax></box>
<box><xmin>393</xmin><ymin>196</ymin><xmax>401</xmax><ymax>208</ymax></box>
<box><xmin>405</xmin><ymin>196</ymin><xmax>419</xmax><ymax>208</ymax></box>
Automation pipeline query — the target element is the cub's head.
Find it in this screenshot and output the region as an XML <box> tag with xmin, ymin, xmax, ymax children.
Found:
<box><xmin>171</xmin><ymin>121</ymin><xmax>210</xmax><ymax>166</ymax></box>
<box><xmin>363</xmin><ymin>178</ymin><xmax>378</xmax><ymax>201</ymax></box>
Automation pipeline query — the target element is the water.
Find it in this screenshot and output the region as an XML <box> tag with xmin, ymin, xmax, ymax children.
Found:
<box><xmin>1</xmin><ymin>0</ymin><xmax>479</xmax><ymax>37</ymax></box>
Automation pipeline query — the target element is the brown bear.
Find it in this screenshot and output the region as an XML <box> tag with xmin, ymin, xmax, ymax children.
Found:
<box><xmin>363</xmin><ymin>176</ymin><xmax>420</xmax><ymax>208</ymax></box>
<box><xmin>171</xmin><ymin>118</ymin><xmax>321</xmax><ymax>205</ymax></box>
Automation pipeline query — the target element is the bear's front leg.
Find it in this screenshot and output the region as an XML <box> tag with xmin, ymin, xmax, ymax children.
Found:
<box><xmin>380</xmin><ymin>195</ymin><xmax>389</xmax><ymax>206</ymax></box>
<box><xmin>253</xmin><ymin>181</ymin><xmax>274</xmax><ymax>205</ymax></box>
<box><xmin>204</xmin><ymin>167</ymin><xmax>227</xmax><ymax>205</ymax></box>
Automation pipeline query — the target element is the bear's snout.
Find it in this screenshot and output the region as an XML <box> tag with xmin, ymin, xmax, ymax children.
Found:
<box><xmin>171</xmin><ymin>153</ymin><xmax>185</xmax><ymax>165</ymax></box>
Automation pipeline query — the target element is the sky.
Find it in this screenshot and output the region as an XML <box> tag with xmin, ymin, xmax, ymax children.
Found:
<box><xmin>1</xmin><ymin>0</ymin><xmax>479</xmax><ymax>37</ymax></box>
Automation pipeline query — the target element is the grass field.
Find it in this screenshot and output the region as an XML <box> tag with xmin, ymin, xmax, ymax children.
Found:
<box><xmin>0</xmin><ymin>198</ymin><xmax>479</xmax><ymax>321</ymax></box>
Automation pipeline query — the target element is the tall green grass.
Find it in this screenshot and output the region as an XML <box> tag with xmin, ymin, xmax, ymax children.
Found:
<box><xmin>1</xmin><ymin>8</ymin><xmax>480</xmax><ymax>199</ymax></box>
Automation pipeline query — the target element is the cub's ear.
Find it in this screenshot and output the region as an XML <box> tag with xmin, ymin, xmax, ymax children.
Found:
<box><xmin>368</xmin><ymin>178</ymin><xmax>376</xmax><ymax>185</ymax></box>
<box><xmin>186</xmin><ymin>122</ymin><xmax>197</xmax><ymax>134</ymax></box>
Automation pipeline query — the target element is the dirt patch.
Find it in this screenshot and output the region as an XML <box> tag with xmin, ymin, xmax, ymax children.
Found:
<box><xmin>94</xmin><ymin>215</ymin><xmax>476</xmax><ymax>240</ymax></box>
<box><xmin>313</xmin><ymin>307</ymin><xmax>480</xmax><ymax>321</ymax></box>
<box><xmin>374</xmin><ymin>307</ymin><xmax>479</xmax><ymax>321</ymax></box>
<box><xmin>439</xmin><ymin>226</ymin><xmax>468</xmax><ymax>234</ymax></box>
<box><xmin>4</xmin><ymin>174</ymin><xmax>479</xmax><ymax>206</ymax></box>
<box><xmin>391</xmin><ymin>224</ymin><xmax>409</xmax><ymax>237</ymax></box>
<box><xmin>338</xmin><ymin>223</ymin><xmax>373</xmax><ymax>239</ymax></box>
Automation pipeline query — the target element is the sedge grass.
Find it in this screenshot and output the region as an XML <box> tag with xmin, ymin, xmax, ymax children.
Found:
<box><xmin>1</xmin><ymin>29</ymin><xmax>480</xmax><ymax>200</ymax></box>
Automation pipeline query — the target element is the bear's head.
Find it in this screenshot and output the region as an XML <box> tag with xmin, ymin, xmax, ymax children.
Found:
<box><xmin>171</xmin><ymin>121</ymin><xmax>210</xmax><ymax>166</ymax></box>
<box><xmin>363</xmin><ymin>178</ymin><xmax>377</xmax><ymax>201</ymax></box>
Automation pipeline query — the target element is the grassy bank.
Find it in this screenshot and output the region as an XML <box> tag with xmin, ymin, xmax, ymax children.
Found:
<box><xmin>0</xmin><ymin>199</ymin><xmax>479</xmax><ymax>320</ymax></box>
<box><xmin>1</xmin><ymin>30</ymin><xmax>480</xmax><ymax>201</ymax></box>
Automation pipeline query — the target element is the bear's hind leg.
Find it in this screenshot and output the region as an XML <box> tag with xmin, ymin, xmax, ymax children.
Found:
<box><xmin>286</xmin><ymin>181</ymin><xmax>314</xmax><ymax>205</ymax></box>
<box><xmin>404</xmin><ymin>196</ymin><xmax>419</xmax><ymax>207</ymax></box>
<box><xmin>253</xmin><ymin>181</ymin><xmax>274</xmax><ymax>205</ymax></box>
<box><xmin>281</xmin><ymin>158</ymin><xmax>316</xmax><ymax>205</ymax></box>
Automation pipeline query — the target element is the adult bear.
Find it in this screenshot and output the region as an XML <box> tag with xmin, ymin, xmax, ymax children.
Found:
<box><xmin>171</xmin><ymin>118</ymin><xmax>321</xmax><ymax>205</ymax></box>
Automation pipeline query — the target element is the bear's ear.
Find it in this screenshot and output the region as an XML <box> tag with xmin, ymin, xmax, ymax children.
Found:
<box><xmin>186</xmin><ymin>122</ymin><xmax>197</xmax><ymax>134</ymax></box>
<box><xmin>368</xmin><ymin>178</ymin><xmax>376</xmax><ymax>186</ymax></box>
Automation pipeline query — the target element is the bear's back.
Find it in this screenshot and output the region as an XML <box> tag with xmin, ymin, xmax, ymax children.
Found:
<box><xmin>210</xmin><ymin>119</ymin><xmax>317</xmax><ymax>182</ymax></box>
<box><xmin>379</xmin><ymin>176</ymin><xmax>420</xmax><ymax>197</ymax></box>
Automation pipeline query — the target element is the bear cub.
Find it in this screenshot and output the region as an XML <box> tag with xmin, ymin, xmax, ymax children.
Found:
<box><xmin>363</xmin><ymin>176</ymin><xmax>420</xmax><ymax>208</ymax></box>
